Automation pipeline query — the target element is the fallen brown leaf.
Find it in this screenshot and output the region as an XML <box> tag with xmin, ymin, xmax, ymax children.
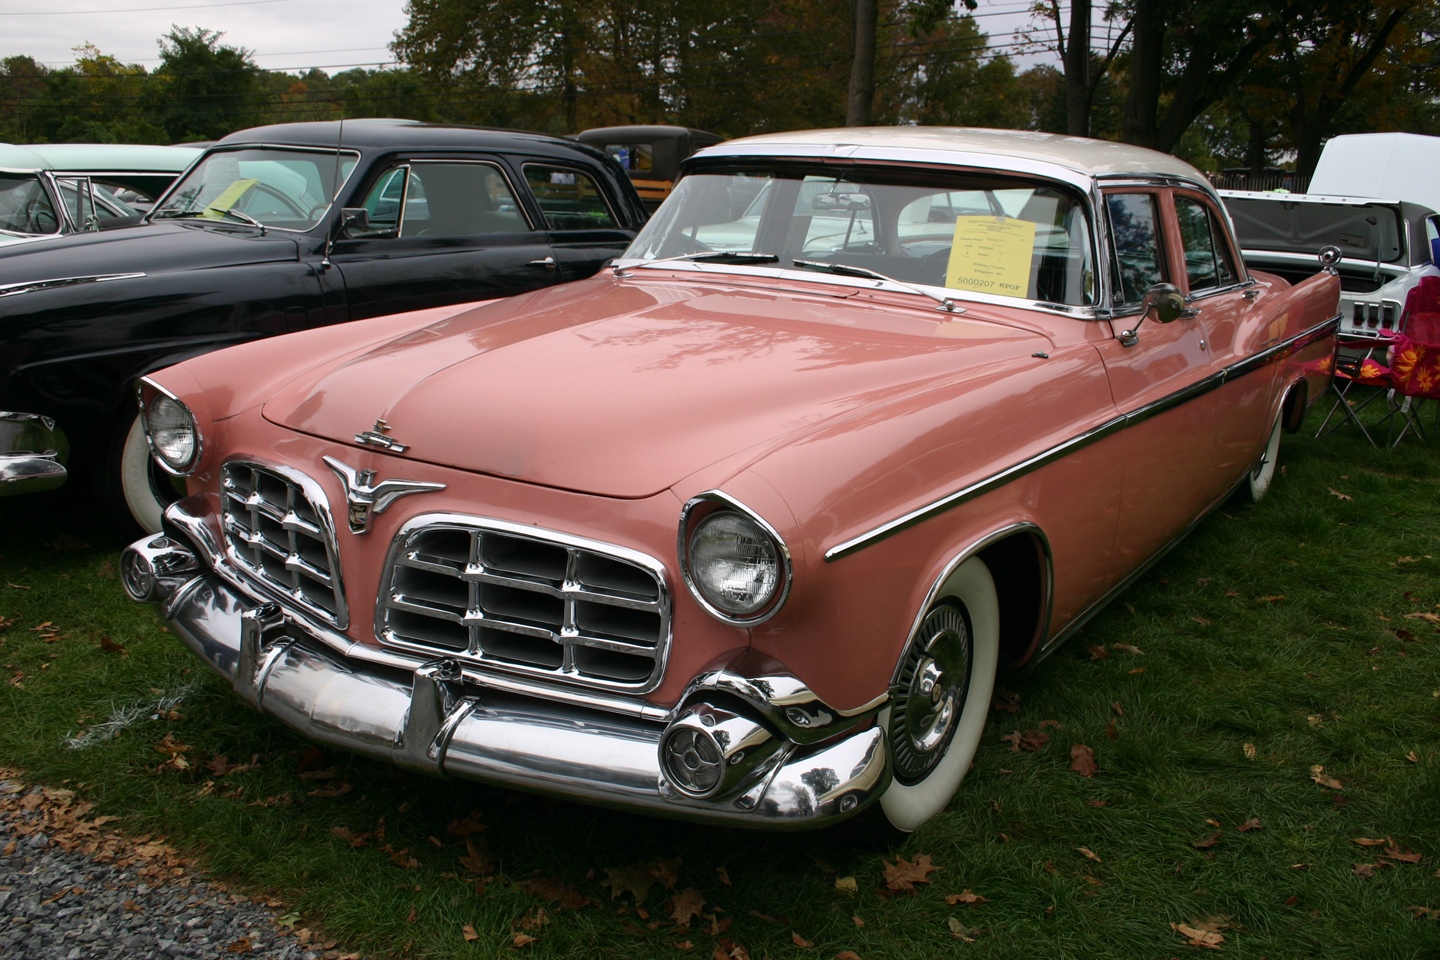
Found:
<box><xmin>447</xmin><ymin>809</ymin><xmax>486</xmax><ymax>838</ymax></box>
<box><xmin>1236</xmin><ymin>818</ymin><xmax>1262</xmax><ymax>833</ymax></box>
<box><xmin>1087</xmin><ymin>644</ymin><xmax>1110</xmax><ymax>660</ymax></box>
<box><xmin>999</xmin><ymin>729</ymin><xmax>1050</xmax><ymax>752</ymax></box>
<box><xmin>1192</xmin><ymin>616</ymin><xmax>1213</xmax><ymax>626</ymax></box>
<box><xmin>1328</xmin><ymin>488</ymin><xmax>1353</xmax><ymax>501</ymax></box>
<box><xmin>1070</xmin><ymin>744</ymin><xmax>1097</xmax><ymax>778</ymax></box>
<box><xmin>835</xmin><ymin>953</ymin><xmax>863</xmax><ymax>960</ymax></box>
<box><xmin>1382</xmin><ymin>844</ymin><xmax>1422</xmax><ymax>864</ymax></box>
<box><xmin>522</xmin><ymin>876</ymin><xmax>596</xmax><ymax>909</ymax></box>
<box><xmin>512</xmin><ymin>932</ymin><xmax>537</xmax><ymax>947</ymax></box>
<box><xmin>1407</xmin><ymin>751</ymin><xmax>1420</xmax><ymax>763</ymax></box>
<box><xmin>1352</xmin><ymin>837</ymin><xmax>1388</xmax><ymax>847</ymax></box>
<box><xmin>945</xmin><ymin>890</ymin><xmax>987</xmax><ymax>905</ymax></box>
<box><xmin>852</xmin><ymin>916</ymin><xmax>864</xmax><ymax>927</ymax></box>
<box><xmin>669</xmin><ymin>888</ymin><xmax>705</xmax><ymax>929</ymax></box>
<box><xmin>1088</xmin><ymin>799</ymin><xmax>1108</xmax><ymax>807</ymax></box>
<box><xmin>715</xmin><ymin>866</ymin><xmax>731</xmax><ymax>886</ymax></box>
<box><xmin>1243</xmin><ymin>743</ymin><xmax>1257</xmax><ymax>759</ymax></box>
<box><xmin>458</xmin><ymin>837</ymin><xmax>495</xmax><ymax>876</ymax></box>
<box><xmin>1171</xmin><ymin>922</ymin><xmax>1224</xmax><ymax>949</ymax></box>
<box><xmin>1039</xmin><ymin>719</ymin><xmax>1062</xmax><ymax>729</ymax></box>
<box><xmin>1113</xmin><ymin>643</ymin><xmax>1145</xmax><ymax>655</ymax></box>
<box><xmin>791</xmin><ymin>932</ymin><xmax>815</xmax><ymax>949</ymax></box>
<box><xmin>883</xmin><ymin>854</ymin><xmax>940</xmax><ymax>892</ymax></box>
<box><xmin>946</xmin><ymin>917</ymin><xmax>978</xmax><ymax>942</ymax></box>
<box><xmin>329</xmin><ymin>826</ymin><xmax>369</xmax><ymax>848</ymax></box>
<box><xmin>1354</xmin><ymin>863</ymin><xmax>1377</xmax><ymax>878</ymax></box>
<box><xmin>1111</xmin><ymin>701</ymin><xmax>1124</xmax><ymax>716</ymax></box>
<box><xmin>1077</xmin><ymin>847</ymin><xmax>1102</xmax><ymax>863</ymax></box>
<box><xmin>1193</xmin><ymin>832</ymin><xmax>1223</xmax><ymax>849</ymax></box>
<box><xmin>1128</xmin><ymin>667</ymin><xmax>1144</xmax><ymax>674</ymax></box>
<box><xmin>834</xmin><ymin>876</ymin><xmax>858</xmax><ymax>896</ymax></box>
<box><xmin>990</xmin><ymin>687</ymin><xmax>1021</xmax><ymax>712</ymax></box>
<box><xmin>226</xmin><ymin>938</ymin><xmax>252</xmax><ymax>954</ymax></box>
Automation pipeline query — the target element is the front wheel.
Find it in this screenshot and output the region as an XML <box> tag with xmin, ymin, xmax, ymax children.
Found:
<box><xmin>878</xmin><ymin>556</ymin><xmax>1000</xmax><ymax>833</ymax></box>
<box><xmin>95</xmin><ymin>412</ymin><xmax>183</xmax><ymax>537</ymax></box>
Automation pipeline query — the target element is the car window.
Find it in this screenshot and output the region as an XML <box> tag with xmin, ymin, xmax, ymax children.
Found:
<box><xmin>152</xmin><ymin>147</ymin><xmax>358</xmax><ymax>231</ymax></box>
<box><xmin>0</xmin><ymin>175</ymin><xmax>59</xmax><ymax>235</ymax></box>
<box><xmin>604</xmin><ymin>143</ymin><xmax>653</xmax><ymax>173</ymax></box>
<box><xmin>626</xmin><ymin>169</ymin><xmax>1097</xmax><ymax>305</ymax></box>
<box><xmin>1106</xmin><ymin>193</ymin><xmax>1166</xmax><ymax>304</ymax></box>
<box><xmin>523</xmin><ymin>164</ymin><xmax>619</xmax><ymax>231</ymax></box>
<box><xmin>1175</xmin><ymin>195</ymin><xmax>1237</xmax><ymax>292</ymax></box>
<box><xmin>395</xmin><ymin>162</ymin><xmax>529</xmax><ymax>239</ymax></box>
<box><xmin>1427</xmin><ymin>216</ymin><xmax>1440</xmax><ymax>264</ymax></box>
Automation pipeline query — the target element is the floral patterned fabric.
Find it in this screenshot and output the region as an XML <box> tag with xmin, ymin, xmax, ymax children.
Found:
<box><xmin>1387</xmin><ymin>335</ymin><xmax>1440</xmax><ymax>398</ymax></box>
<box><xmin>1403</xmin><ymin>276</ymin><xmax>1440</xmax><ymax>342</ymax></box>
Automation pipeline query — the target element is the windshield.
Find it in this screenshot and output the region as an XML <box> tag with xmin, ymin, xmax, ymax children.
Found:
<box><xmin>623</xmin><ymin>166</ymin><xmax>1096</xmax><ymax>305</ymax></box>
<box><xmin>152</xmin><ymin>147</ymin><xmax>359</xmax><ymax>231</ymax></box>
<box><xmin>0</xmin><ymin>174</ymin><xmax>59</xmax><ymax>236</ymax></box>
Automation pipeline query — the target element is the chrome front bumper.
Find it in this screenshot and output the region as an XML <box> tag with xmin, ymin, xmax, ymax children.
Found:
<box><xmin>123</xmin><ymin>527</ymin><xmax>889</xmax><ymax>829</ymax></box>
<box><xmin>0</xmin><ymin>412</ymin><xmax>66</xmax><ymax>497</ymax></box>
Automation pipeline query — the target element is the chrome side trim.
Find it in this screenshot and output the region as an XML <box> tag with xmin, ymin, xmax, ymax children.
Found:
<box><xmin>825</xmin><ymin>420</ymin><xmax>1123</xmax><ymax>562</ymax></box>
<box><xmin>677</xmin><ymin>490</ymin><xmax>794</xmax><ymax>626</ymax></box>
<box><xmin>825</xmin><ymin>314</ymin><xmax>1341</xmax><ymax>562</ymax></box>
<box><xmin>0</xmin><ymin>272</ymin><xmax>145</xmax><ymax>299</ymax></box>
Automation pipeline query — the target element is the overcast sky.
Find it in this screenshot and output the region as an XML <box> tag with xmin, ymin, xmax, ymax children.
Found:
<box><xmin>1</xmin><ymin>0</ymin><xmax>1062</xmax><ymax>77</ymax></box>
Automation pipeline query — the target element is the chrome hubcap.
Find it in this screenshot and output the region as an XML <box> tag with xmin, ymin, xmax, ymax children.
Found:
<box><xmin>890</xmin><ymin>605</ymin><xmax>971</xmax><ymax>783</ymax></box>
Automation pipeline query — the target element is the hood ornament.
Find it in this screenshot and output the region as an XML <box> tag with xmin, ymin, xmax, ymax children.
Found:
<box><xmin>323</xmin><ymin>456</ymin><xmax>445</xmax><ymax>534</ymax></box>
<box><xmin>355</xmin><ymin>418</ymin><xmax>408</xmax><ymax>453</ymax></box>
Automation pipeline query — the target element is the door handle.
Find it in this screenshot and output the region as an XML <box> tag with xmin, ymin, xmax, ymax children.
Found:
<box><xmin>1242</xmin><ymin>288</ymin><xmax>1259</xmax><ymax>301</ymax></box>
<box><xmin>528</xmin><ymin>256</ymin><xmax>556</xmax><ymax>268</ymax></box>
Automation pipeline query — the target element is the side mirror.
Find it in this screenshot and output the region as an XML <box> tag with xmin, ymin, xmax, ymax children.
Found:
<box><xmin>1119</xmin><ymin>282</ymin><xmax>1194</xmax><ymax>347</ymax></box>
<box><xmin>341</xmin><ymin>207</ymin><xmax>370</xmax><ymax>235</ymax></box>
<box><xmin>1140</xmin><ymin>282</ymin><xmax>1186</xmax><ymax>323</ymax></box>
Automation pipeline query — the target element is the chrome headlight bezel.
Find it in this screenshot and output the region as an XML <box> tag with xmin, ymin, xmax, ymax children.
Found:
<box><xmin>136</xmin><ymin>380</ymin><xmax>201</xmax><ymax>476</ymax></box>
<box><xmin>678</xmin><ymin>490</ymin><xmax>793</xmax><ymax>626</ymax></box>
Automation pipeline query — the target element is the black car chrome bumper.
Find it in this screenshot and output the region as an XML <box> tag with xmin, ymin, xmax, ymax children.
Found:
<box><xmin>122</xmin><ymin>513</ymin><xmax>889</xmax><ymax>829</ymax></box>
<box><xmin>0</xmin><ymin>412</ymin><xmax>66</xmax><ymax>497</ymax></box>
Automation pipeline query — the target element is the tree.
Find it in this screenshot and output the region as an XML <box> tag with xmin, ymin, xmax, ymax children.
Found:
<box><xmin>846</xmin><ymin>0</ymin><xmax>879</xmax><ymax>126</ymax></box>
<box><xmin>1030</xmin><ymin>0</ymin><xmax>1130</xmax><ymax>136</ymax></box>
<box><xmin>149</xmin><ymin>27</ymin><xmax>267</xmax><ymax>142</ymax></box>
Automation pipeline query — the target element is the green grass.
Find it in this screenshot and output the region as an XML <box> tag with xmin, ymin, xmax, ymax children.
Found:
<box><xmin>2</xmin><ymin>398</ymin><xmax>1439</xmax><ymax>959</ymax></box>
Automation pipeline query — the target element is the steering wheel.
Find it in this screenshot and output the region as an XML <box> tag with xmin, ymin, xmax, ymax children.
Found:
<box><xmin>242</xmin><ymin>182</ymin><xmax>308</xmax><ymax>219</ymax></box>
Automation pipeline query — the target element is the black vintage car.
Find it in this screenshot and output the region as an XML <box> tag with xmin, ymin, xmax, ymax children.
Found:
<box><xmin>0</xmin><ymin>119</ymin><xmax>646</xmax><ymax>532</ymax></box>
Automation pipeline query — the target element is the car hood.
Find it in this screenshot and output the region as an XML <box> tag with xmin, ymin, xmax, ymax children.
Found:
<box><xmin>262</xmin><ymin>276</ymin><xmax>1049</xmax><ymax>498</ymax></box>
<box><xmin>0</xmin><ymin>219</ymin><xmax>300</xmax><ymax>284</ymax></box>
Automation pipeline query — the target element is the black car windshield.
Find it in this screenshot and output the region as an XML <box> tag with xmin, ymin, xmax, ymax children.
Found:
<box><xmin>152</xmin><ymin>147</ymin><xmax>359</xmax><ymax>231</ymax></box>
<box><xmin>622</xmin><ymin>165</ymin><xmax>1096</xmax><ymax>305</ymax></box>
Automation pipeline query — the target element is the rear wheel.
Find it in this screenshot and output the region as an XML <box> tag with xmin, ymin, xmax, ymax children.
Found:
<box><xmin>877</xmin><ymin>556</ymin><xmax>1000</xmax><ymax>833</ymax></box>
<box><xmin>1239</xmin><ymin>414</ymin><xmax>1283</xmax><ymax>503</ymax></box>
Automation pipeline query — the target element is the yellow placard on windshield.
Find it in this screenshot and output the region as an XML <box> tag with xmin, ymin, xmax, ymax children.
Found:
<box><xmin>200</xmin><ymin>179</ymin><xmax>260</xmax><ymax>219</ymax></box>
<box><xmin>944</xmin><ymin>216</ymin><xmax>1036</xmax><ymax>298</ymax></box>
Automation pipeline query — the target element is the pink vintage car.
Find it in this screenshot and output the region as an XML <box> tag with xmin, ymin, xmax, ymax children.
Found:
<box><xmin>120</xmin><ymin>129</ymin><xmax>1340</xmax><ymax>832</ymax></box>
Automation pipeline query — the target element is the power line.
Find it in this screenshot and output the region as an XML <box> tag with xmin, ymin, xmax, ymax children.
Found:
<box><xmin>1</xmin><ymin>0</ymin><xmax>303</xmax><ymax>15</ymax></box>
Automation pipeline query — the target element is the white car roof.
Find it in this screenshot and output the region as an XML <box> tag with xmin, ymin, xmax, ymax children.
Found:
<box><xmin>695</xmin><ymin>127</ymin><xmax>1207</xmax><ymax>184</ymax></box>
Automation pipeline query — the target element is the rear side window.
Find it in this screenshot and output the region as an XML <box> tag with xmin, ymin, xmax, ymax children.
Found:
<box><xmin>1106</xmin><ymin>193</ymin><xmax>1165</xmax><ymax>304</ymax></box>
<box><xmin>398</xmin><ymin>162</ymin><xmax>530</xmax><ymax>238</ymax></box>
<box><xmin>1175</xmin><ymin>195</ymin><xmax>1238</xmax><ymax>292</ymax></box>
<box><xmin>523</xmin><ymin>164</ymin><xmax>619</xmax><ymax>230</ymax></box>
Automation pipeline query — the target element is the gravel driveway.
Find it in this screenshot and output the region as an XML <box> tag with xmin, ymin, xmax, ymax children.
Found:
<box><xmin>0</xmin><ymin>778</ymin><xmax>363</xmax><ymax>960</ymax></box>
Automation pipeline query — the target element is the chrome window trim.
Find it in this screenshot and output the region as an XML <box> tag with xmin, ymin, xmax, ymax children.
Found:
<box><xmin>890</xmin><ymin>521</ymin><xmax>1054</xmax><ymax>689</ymax></box>
<box><xmin>825</xmin><ymin>313</ymin><xmax>1341</xmax><ymax>562</ymax></box>
<box><xmin>401</xmin><ymin>159</ymin><xmax>536</xmax><ymax>234</ymax></box>
<box><xmin>521</xmin><ymin>160</ymin><xmax>621</xmax><ymax>232</ymax></box>
<box><xmin>375</xmin><ymin>512</ymin><xmax>673</xmax><ymax>695</ymax></box>
<box><xmin>218</xmin><ymin>458</ymin><xmax>349</xmax><ymax>629</ymax></box>
<box><xmin>1240</xmin><ymin>248</ymin><xmax>1411</xmax><ymax>278</ymax></box>
<box><xmin>136</xmin><ymin>376</ymin><xmax>201</xmax><ymax>476</ymax></box>
<box><xmin>677</xmin><ymin>490</ymin><xmax>794</xmax><ymax>626</ymax></box>
<box><xmin>0</xmin><ymin>272</ymin><xmax>146</xmax><ymax>299</ymax></box>
<box><xmin>147</xmin><ymin>144</ymin><xmax>362</xmax><ymax>233</ymax></box>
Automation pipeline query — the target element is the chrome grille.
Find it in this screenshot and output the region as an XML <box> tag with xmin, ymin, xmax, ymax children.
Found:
<box><xmin>221</xmin><ymin>461</ymin><xmax>347</xmax><ymax>627</ymax></box>
<box><xmin>378</xmin><ymin>517</ymin><xmax>670</xmax><ymax>692</ymax></box>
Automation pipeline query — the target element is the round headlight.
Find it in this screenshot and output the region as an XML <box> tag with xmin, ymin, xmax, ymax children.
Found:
<box><xmin>146</xmin><ymin>394</ymin><xmax>197</xmax><ymax>470</ymax></box>
<box><xmin>686</xmin><ymin>510</ymin><xmax>780</xmax><ymax>618</ymax></box>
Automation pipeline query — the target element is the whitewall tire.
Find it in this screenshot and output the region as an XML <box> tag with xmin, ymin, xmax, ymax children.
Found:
<box><xmin>878</xmin><ymin>555</ymin><xmax>1000</xmax><ymax>832</ymax></box>
<box><xmin>120</xmin><ymin>414</ymin><xmax>167</xmax><ymax>534</ymax></box>
<box><xmin>1243</xmin><ymin>414</ymin><xmax>1283</xmax><ymax>503</ymax></box>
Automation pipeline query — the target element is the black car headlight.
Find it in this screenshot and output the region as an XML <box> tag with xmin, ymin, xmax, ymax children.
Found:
<box><xmin>679</xmin><ymin>492</ymin><xmax>792</xmax><ymax>624</ymax></box>
<box><xmin>143</xmin><ymin>393</ymin><xmax>200</xmax><ymax>474</ymax></box>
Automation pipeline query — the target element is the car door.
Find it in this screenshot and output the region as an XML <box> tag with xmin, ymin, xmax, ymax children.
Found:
<box><xmin>328</xmin><ymin>159</ymin><xmax>559</xmax><ymax>321</ymax></box>
<box><xmin>1172</xmin><ymin>190</ymin><xmax>1274</xmax><ymax>488</ymax></box>
<box><xmin>1093</xmin><ymin>188</ymin><xmax>1223</xmax><ymax>571</ymax></box>
<box><xmin>519</xmin><ymin>161</ymin><xmax>636</xmax><ymax>282</ymax></box>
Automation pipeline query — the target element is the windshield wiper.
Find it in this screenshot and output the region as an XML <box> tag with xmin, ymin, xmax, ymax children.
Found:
<box><xmin>790</xmin><ymin>259</ymin><xmax>962</xmax><ymax>313</ymax></box>
<box><xmin>204</xmin><ymin>206</ymin><xmax>266</xmax><ymax>232</ymax></box>
<box><xmin>613</xmin><ymin>251</ymin><xmax>779</xmax><ymax>277</ymax></box>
